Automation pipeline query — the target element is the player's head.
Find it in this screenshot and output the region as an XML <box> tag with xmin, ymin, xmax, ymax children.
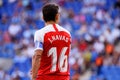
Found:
<box><xmin>42</xmin><ymin>3</ymin><xmax>59</xmax><ymax>23</ymax></box>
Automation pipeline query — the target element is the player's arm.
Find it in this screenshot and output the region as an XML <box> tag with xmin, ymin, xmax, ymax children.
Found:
<box><xmin>32</xmin><ymin>31</ymin><xmax>43</xmax><ymax>80</ymax></box>
<box><xmin>32</xmin><ymin>49</ymin><xmax>43</xmax><ymax>80</ymax></box>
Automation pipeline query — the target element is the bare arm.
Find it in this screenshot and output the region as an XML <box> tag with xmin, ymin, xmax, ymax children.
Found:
<box><xmin>32</xmin><ymin>49</ymin><xmax>43</xmax><ymax>80</ymax></box>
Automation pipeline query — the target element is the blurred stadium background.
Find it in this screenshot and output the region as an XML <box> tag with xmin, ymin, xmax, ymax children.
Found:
<box><xmin>0</xmin><ymin>0</ymin><xmax>120</xmax><ymax>80</ymax></box>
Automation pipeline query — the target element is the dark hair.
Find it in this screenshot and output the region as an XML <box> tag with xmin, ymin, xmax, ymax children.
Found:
<box><xmin>42</xmin><ymin>3</ymin><xmax>59</xmax><ymax>22</ymax></box>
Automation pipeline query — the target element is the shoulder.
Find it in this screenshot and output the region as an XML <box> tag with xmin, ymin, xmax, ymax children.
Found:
<box><xmin>35</xmin><ymin>25</ymin><xmax>55</xmax><ymax>35</ymax></box>
<box><xmin>57</xmin><ymin>24</ymin><xmax>71</xmax><ymax>36</ymax></box>
<box><xmin>34</xmin><ymin>25</ymin><xmax>55</xmax><ymax>42</ymax></box>
<box><xmin>35</xmin><ymin>25</ymin><xmax>48</xmax><ymax>34</ymax></box>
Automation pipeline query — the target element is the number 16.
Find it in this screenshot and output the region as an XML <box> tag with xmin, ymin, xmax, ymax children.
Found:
<box><xmin>48</xmin><ymin>47</ymin><xmax>68</xmax><ymax>72</ymax></box>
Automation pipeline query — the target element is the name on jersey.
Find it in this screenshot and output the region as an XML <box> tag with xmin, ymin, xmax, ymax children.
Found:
<box><xmin>48</xmin><ymin>35</ymin><xmax>69</xmax><ymax>43</ymax></box>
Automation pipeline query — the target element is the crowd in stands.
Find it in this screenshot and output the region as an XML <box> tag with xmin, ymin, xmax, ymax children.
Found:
<box><xmin>0</xmin><ymin>0</ymin><xmax>120</xmax><ymax>80</ymax></box>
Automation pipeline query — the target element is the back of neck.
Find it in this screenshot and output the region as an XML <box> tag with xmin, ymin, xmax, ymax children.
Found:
<box><xmin>45</xmin><ymin>21</ymin><xmax>56</xmax><ymax>26</ymax></box>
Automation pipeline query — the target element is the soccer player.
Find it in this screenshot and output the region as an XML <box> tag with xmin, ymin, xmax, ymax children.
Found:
<box><xmin>32</xmin><ymin>3</ymin><xmax>71</xmax><ymax>80</ymax></box>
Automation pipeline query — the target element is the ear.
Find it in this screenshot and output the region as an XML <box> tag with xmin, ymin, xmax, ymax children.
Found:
<box><xmin>55</xmin><ymin>13</ymin><xmax>60</xmax><ymax>23</ymax></box>
<box><xmin>42</xmin><ymin>16</ymin><xmax>44</xmax><ymax>21</ymax></box>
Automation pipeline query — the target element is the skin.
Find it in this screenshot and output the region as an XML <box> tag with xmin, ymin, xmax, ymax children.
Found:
<box><xmin>32</xmin><ymin>50</ymin><xmax>43</xmax><ymax>80</ymax></box>
<box><xmin>31</xmin><ymin>13</ymin><xmax>60</xmax><ymax>80</ymax></box>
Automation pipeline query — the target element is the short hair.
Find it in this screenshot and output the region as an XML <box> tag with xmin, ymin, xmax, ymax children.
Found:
<box><xmin>42</xmin><ymin>3</ymin><xmax>59</xmax><ymax>22</ymax></box>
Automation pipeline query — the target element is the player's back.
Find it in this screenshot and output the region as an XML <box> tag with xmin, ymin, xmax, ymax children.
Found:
<box><xmin>34</xmin><ymin>24</ymin><xmax>71</xmax><ymax>80</ymax></box>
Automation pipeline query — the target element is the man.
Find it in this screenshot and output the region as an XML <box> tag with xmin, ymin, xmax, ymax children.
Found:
<box><xmin>32</xmin><ymin>3</ymin><xmax>71</xmax><ymax>80</ymax></box>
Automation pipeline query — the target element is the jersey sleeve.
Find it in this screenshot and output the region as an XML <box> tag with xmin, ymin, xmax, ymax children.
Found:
<box><xmin>34</xmin><ymin>30</ymin><xmax>43</xmax><ymax>51</ymax></box>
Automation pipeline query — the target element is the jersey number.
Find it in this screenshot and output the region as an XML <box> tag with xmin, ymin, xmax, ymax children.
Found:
<box><xmin>48</xmin><ymin>47</ymin><xmax>68</xmax><ymax>72</ymax></box>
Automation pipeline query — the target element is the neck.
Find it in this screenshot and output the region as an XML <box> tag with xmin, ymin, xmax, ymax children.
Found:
<box><xmin>45</xmin><ymin>21</ymin><xmax>56</xmax><ymax>26</ymax></box>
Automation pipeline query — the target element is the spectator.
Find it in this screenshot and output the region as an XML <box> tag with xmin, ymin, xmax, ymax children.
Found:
<box><xmin>0</xmin><ymin>0</ymin><xmax>120</xmax><ymax>80</ymax></box>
